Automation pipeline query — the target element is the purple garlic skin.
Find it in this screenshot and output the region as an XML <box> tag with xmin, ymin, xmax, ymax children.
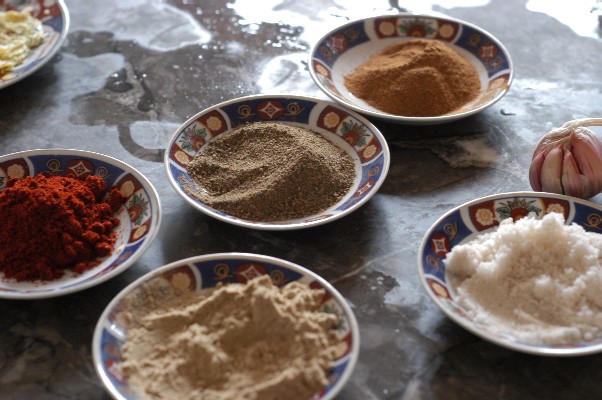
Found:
<box><xmin>529</xmin><ymin>126</ymin><xmax>602</xmax><ymax>199</ymax></box>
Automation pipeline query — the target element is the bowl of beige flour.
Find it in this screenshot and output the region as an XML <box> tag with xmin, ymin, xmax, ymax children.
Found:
<box><xmin>419</xmin><ymin>191</ymin><xmax>602</xmax><ymax>356</ymax></box>
<box><xmin>93</xmin><ymin>253</ymin><xmax>359</xmax><ymax>400</ymax></box>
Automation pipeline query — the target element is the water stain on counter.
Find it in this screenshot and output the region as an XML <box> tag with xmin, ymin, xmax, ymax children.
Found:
<box><xmin>65</xmin><ymin>0</ymin><xmax>313</xmax><ymax>162</ymax></box>
<box><xmin>526</xmin><ymin>0</ymin><xmax>602</xmax><ymax>39</ymax></box>
<box><xmin>64</xmin><ymin>0</ymin><xmax>507</xmax><ymax>162</ymax></box>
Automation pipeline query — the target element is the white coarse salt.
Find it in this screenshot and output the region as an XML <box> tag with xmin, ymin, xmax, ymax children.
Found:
<box><xmin>445</xmin><ymin>212</ymin><xmax>602</xmax><ymax>344</ymax></box>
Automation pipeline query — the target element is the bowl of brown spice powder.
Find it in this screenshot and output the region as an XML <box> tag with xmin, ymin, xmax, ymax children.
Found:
<box><xmin>164</xmin><ymin>94</ymin><xmax>390</xmax><ymax>230</ymax></box>
<box><xmin>309</xmin><ymin>13</ymin><xmax>513</xmax><ymax>125</ymax></box>
<box><xmin>93</xmin><ymin>252</ymin><xmax>360</xmax><ymax>400</ymax></box>
<box><xmin>0</xmin><ymin>149</ymin><xmax>161</xmax><ymax>299</ymax></box>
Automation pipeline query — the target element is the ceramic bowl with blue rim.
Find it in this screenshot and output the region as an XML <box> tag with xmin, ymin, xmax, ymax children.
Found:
<box><xmin>0</xmin><ymin>149</ymin><xmax>161</xmax><ymax>299</ymax></box>
<box><xmin>418</xmin><ymin>191</ymin><xmax>602</xmax><ymax>356</ymax></box>
<box><xmin>0</xmin><ymin>0</ymin><xmax>69</xmax><ymax>90</ymax></box>
<box><xmin>309</xmin><ymin>13</ymin><xmax>513</xmax><ymax>125</ymax></box>
<box><xmin>93</xmin><ymin>252</ymin><xmax>360</xmax><ymax>400</ymax></box>
<box><xmin>165</xmin><ymin>94</ymin><xmax>390</xmax><ymax>230</ymax></box>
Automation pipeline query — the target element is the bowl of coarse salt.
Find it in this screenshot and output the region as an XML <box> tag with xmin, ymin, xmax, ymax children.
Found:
<box><xmin>309</xmin><ymin>13</ymin><xmax>513</xmax><ymax>125</ymax></box>
<box><xmin>418</xmin><ymin>191</ymin><xmax>602</xmax><ymax>356</ymax></box>
<box><xmin>93</xmin><ymin>252</ymin><xmax>360</xmax><ymax>400</ymax></box>
<box><xmin>164</xmin><ymin>94</ymin><xmax>390</xmax><ymax>230</ymax></box>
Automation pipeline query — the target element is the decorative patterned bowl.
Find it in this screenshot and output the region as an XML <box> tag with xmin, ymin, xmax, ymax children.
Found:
<box><xmin>0</xmin><ymin>149</ymin><xmax>161</xmax><ymax>299</ymax></box>
<box><xmin>418</xmin><ymin>191</ymin><xmax>602</xmax><ymax>356</ymax></box>
<box><xmin>165</xmin><ymin>94</ymin><xmax>390</xmax><ymax>230</ymax></box>
<box><xmin>93</xmin><ymin>252</ymin><xmax>360</xmax><ymax>400</ymax></box>
<box><xmin>0</xmin><ymin>0</ymin><xmax>69</xmax><ymax>90</ymax></box>
<box><xmin>309</xmin><ymin>13</ymin><xmax>513</xmax><ymax>125</ymax></box>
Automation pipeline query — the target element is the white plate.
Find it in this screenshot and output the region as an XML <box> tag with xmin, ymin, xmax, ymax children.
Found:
<box><xmin>165</xmin><ymin>94</ymin><xmax>390</xmax><ymax>230</ymax></box>
<box><xmin>309</xmin><ymin>13</ymin><xmax>513</xmax><ymax>125</ymax></box>
<box><xmin>93</xmin><ymin>253</ymin><xmax>360</xmax><ymax>400</ymax></box>
<box><xmin>418</xmin><ymin>191</ymin><xmax>602</xmax><ymax>356</ymax></box>
<box><xmin>0</xmin><ymin>0</ymin><xmax>69</xmax><ymax>89</ymax></box>
<box><xmin>0</xmin><ymin>149</ymin><xmax>161</xmax><ymax>299</ymax></box>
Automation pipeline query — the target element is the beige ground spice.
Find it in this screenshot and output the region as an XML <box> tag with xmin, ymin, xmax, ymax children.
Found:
<box><xmin>344</xmin><ymin>39</ymin><xmax>481</xmax><ymax>117</ymax></box>
<box><xmin>121</xmin><ymin>275</ymin><xmax>342</xmax><ymax>400</ymax></box>
<box><xmin>186</xmin><ymin>121</ymin><xmax>356</xmax><ymax>221</ymax></box>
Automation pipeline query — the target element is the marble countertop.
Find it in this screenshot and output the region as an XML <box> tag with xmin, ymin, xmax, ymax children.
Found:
<box><xmin>2</xmin><ymin>0</ymin><xmax>602</xmax><ymax>399</ymax></box>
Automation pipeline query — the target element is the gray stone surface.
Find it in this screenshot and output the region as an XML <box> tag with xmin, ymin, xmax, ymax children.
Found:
<box><xmin>1</xmin><ymin>0</ymin><xmax>602</xmax><ymax>399</ymax></box>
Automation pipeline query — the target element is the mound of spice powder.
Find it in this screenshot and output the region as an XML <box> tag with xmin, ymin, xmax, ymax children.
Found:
<box><xmin>121</xmin><ymin>275</ymin><xmax>341</xmax><ymax>400</ymax></box>
<box><xmin>0</xmin><ymin>173</ymin><xmax>126</xmax><ymax>282</ymax></box>
<box><xmin>185</xmin><ymin>121</ymin><xmax>356</xmax><ymax>222</ymax></box>
<box><xmin>344</xmin><ymin>39</ymin><xmax>481</xmax><ymax>117</ymax></box>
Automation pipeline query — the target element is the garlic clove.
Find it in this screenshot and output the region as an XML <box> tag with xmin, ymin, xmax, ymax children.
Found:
<box><xmin>528</xmin><ymin>150</ymin><xmax>546</xmax><ymax>192</ymax></box>
<box><xmin>572</xmin><ymin>128</ymin><xmax>602</xmax><ymax>195</ymax></box>
<box><xmin>539</xmin><ymin>146</ymin><xmax>563</xmax><ymax>194</ymax></box>
<box><xmin>530</xmin><ymin>119</ymin><xmax>602</xmax><ymax>199</ymax></box>
<box><xmin>561</xmin><ymin>149</ymin><xmax>590</xmax><ymax>198</ymax></box>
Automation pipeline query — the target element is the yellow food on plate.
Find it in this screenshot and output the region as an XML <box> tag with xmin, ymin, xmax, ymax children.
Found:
<box><xmin>0</xmin><ymin>8</ymin><xmax>45</xmax><ymax>77</ymax></box>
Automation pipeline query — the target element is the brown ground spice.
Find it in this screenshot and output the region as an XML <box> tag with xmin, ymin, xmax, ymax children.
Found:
<box><xmin>344</xmin><ymin>39</ymin><xmax>481</xmax><ymax>117</ymax></box>
<box><xmin>186</xmin><ymin>122</ymin><xmax>356</xmax><ymax>222</ymax></box>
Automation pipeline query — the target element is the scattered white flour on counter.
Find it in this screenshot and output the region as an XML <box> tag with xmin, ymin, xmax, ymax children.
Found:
<box><xmin>445</xmin><ymin>212</ymin><xmax>602</xmax><ymax>344</ymax></box>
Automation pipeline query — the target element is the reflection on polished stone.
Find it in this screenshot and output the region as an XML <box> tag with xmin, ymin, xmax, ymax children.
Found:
<box><xmin>2</xmin><ymin>0</ymin><xmax>602</xmax><ymax>399</ymax></box>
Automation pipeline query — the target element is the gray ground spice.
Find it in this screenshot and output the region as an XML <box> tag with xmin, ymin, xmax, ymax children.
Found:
<box><xmin>185</xmin><ymin>122</ymin><xmax>356</xmax><ymax>222</ymax></box>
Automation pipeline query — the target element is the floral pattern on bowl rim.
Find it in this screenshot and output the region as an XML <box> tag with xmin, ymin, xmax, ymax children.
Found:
<box><xmin>418</xmin><ymin>191</ymin><xmax>602</xmax><ymax>356</ymax></box>
<box><xmin>0</xmin><ymin>0</ymin><xmax>70</xmax><ymax>89</ymax></box>
<box><xmin>0</xmin><ymin>149</ymin><xmax>161</xmax><ymax>299</ymax></box>
<box><xmin>165</xmin><ymin>94</ymin><xmax>390</xmax><ymax>230</ymax></box>
<box><xmin>93</xmin><ymin>253</ymin><xmax>360</xmax><ymax>400</ymax></box>
<box><xmin>309</xmin><ymin>13</ymin><xmax>513</xmax><ymax>125</ymax></box>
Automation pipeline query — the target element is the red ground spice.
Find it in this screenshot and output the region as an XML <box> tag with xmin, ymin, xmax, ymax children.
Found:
<box><xmin>0</xmin><ymin>173</ymin><xmax>126</xmax><ymax>282</ymax></box>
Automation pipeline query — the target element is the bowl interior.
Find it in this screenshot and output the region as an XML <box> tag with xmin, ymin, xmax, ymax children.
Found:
<box><xmin>0</xmin><ymin>0</ymin><xmax>69</xmax><ymax>89</ymax></box>
<box><xmin>419</xmin><ymin>192</ymin><xmax>602</xmax><ymax>356</ymax></box>
<box><xmin>165</xmin><ymin>95</ymin><xmax>389</xmax><ymax>230</ymax></box>
<box><xmin>309</xmin><ymin>14</ymin><xmax>513</xmax><ymax>125</ymax></box>
<box><xmin>0</xmin><ymin>149</ymin><xmax>160</xmax><ymax>299</ymax></box>
<box><xmin>93</xmin><ymin>253</ymin><xmax>359</xmax><ymax>400</ymax></box>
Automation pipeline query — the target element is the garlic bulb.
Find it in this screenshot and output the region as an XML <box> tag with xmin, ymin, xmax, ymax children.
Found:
<box><xmin>529</xmin><ymin>118</ymin><xmax>602</xmax><ymax>199</ymax></box>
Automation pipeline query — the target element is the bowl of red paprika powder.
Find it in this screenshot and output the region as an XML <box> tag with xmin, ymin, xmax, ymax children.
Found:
<box><xmin>165</xmin><ymin>94</ymin><xmax>390</xmax><ymax>230</ymax></box>
<box><xmin>0</xmin><ymin>149</ymin><xmax>161</xmax><ymax>299</ymax></box>
<box><xmin>309</xmin><ymin>13</ymin><xmax>513</xmax><ymax>125</ymax></box>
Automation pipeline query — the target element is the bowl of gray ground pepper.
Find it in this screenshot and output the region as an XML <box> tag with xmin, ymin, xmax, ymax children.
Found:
<box><xmin>164</xmin><ymin>94</ymin><xmax>390</xmax><ymax>230</ymax></box>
